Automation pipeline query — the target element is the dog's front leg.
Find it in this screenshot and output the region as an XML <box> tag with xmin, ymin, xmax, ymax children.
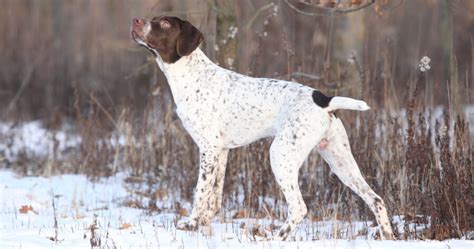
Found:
<box><xmin>177</xmin><ymin>148</ymin><xmax>227</xmax><ymax>231</ymax></box>
<box><xmin>210</xmin><ymin>149</ymin><xmax>229</xmax><ymax>217</ymax></box>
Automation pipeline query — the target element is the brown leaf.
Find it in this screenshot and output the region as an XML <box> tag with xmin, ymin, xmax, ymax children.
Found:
<box><xmin>178</xmin><ymin>208</ymin><xmax>189</xmax><ymax>217</ymax></box>
<box><xmin>251</xmin><ymin>224</ymin><xmax>266</xmax><ymax>238</ymax></box>
<box><xmin>154</xmin><ymin>189</ymin><xmax>167</xmax><ymax>199</ymax></box>
<box><xmin>75</xmin><ymin>213</ymin><xmax>84</xmax><ymax>219</ymax></box>
<box><xmin>233</xmin><ymin>210</ymin><xmax>248</xmax><ymax>219</ymax></box>
<box><xmin>19</xmin><ymin>205</ymin><xmax>36</xmax><ymax>214</ymax></box>
<box><xmin>120</xmin><ymin>223</ymin><xmax>132</xmax><ymax>230</ymax></box>
<box><xmin>374</xmin><ymin>0</ymin><xmax>393</xmax><ymax>16</ymax></box>
<box><xmin>265</xmin><ymin>223</ymin><xmax>279</xmax><ymax>232</ymax></box>
<box><xmin>255</xmin><ymin>211</ymin><xmax>266</xmax><ymax>219</ymax></box>
<box><xmin>310</xmin><ymin>215</ymin><xmax>322</xmax><ymax>222</ymax></box>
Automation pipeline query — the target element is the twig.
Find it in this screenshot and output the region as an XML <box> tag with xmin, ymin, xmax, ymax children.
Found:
<box><xmin>3</xmin><ymin>48</ymin><xmax>47</xmax><ymax>118</ymax></box>
<box><xmin>336</xmin><ymin>0</ymin><xmax>376</xmax><ymax>13</ymax></box>
<box><xmin>352</xmin><ymin>54</ymin><xmax>365</xmax><ymax>84</ymax></box>
<box><xmin>123</xmin><ymin>58</ymin><xmax>155</xmax><ymax>80</ymax></box>
<box><xmin>146</xmin><ymin>0</ymin><xmax>209</xmax><ymax>17</ymax></box>
<box><xmin>51</xmin><ymin>194</ymin><xmax>59</xmax><ymax>243</ymax></box>
<box><xmin>284</xmin><ymin>0</ymin><xmax>376</xmax><ymax>16</ymax></box>
<box><xmin>244</xmin><ymin>3</ymin><xmax>276</xmax><ymax>30</ymax></box>
<box><xmin>89</xmin><ymin>93</ymin><xmax>119</xmax><ymax>130</ymax></box>
<box><xmin>284</xmin><ymin>0</ymin><xmax>333</xmax><ymax>16</ymax></box>
<box><xmin>5</xmin><ymin>66</ymin><xmax>34</xmax><ymax>113</ymax></box>
<box><xmin>89</xmin><ymin>214</ymin><xmax>101</xmax><ymax>248</ymax></box>
<box><xmin>282</xmin><ymin>71</ymin><xmax>322</xmax><ymax>80</ymax></box>
<box><xmin>351</xmin><ymin>53</ymin><xmax>366</xmax><ymax>99</ymax></box>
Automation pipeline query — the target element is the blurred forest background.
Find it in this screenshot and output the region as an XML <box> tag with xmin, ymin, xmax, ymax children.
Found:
<box><xmin>0</xmin><ymin>0</ymin><xmax>472</xmax><ymax>240</ymax></box>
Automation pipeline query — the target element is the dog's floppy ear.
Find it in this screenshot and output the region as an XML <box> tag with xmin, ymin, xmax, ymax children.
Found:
<box><xmin>176</xmin><ymin>19</ymin><xmax>204</xmax><ymax>56</ymax></box>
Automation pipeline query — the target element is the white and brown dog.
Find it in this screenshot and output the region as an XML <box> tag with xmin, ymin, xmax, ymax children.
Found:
<box><xmin>130</xmin><ymin>16</ymin><xmax>394</xmax><ymax>240</ymax></box>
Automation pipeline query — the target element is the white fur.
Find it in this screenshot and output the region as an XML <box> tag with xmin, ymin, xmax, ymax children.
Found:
<box><xmin>148</xmin><ymin>47</ymin><xmax>393</xmax><ymax>240</ymax></box>
<box><xmin>143</xmin><ymin>22</ymin><xmax>151</xmax><ymax>37</ymax></box>
<box><xmin>327</xmin><ymin>96</ymin><xmax>370</xmax><ymax>112</ymax></box>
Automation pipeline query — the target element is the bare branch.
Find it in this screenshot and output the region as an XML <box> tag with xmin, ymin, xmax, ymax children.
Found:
<box><xmin>282</xmin><ymin>71</ymin><xmax>322</xmax><ymax>81</ymax></box>
<box><xmin>3</xmin><ymin>45</ymin><xmax>48</xmax><ymax>119</ymax></box>
<box><xmin>89</xmin><ymin>93</ymin><xmax>120</xmax><ymax>130</ymax></box>
<box><xmin>284</xmin><ymin>0</ymin><xmax>376</xmax><ymax>16</ymax></box>
<box><xmin>244</xmin><ymin>3</ymin><xmax>276</xmax><ymax>30</ymax></box>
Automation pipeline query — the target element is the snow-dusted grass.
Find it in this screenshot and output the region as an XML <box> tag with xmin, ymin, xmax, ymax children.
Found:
<box><xmin>1</xmin><ymin>171</ymin><xmax>472</xmax><ymax>249</ymax></box>
<box><xmin>0</xmin><ymin>121</ymin><xmax>80</xmax><ymax>161</ymax></box>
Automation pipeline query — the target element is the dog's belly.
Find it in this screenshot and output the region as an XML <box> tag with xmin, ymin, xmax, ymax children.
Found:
<box><xmin>220</xmin><ymin>109</ymin><xmax>279</xmax><ymax>148</ymax></box>
<box><xmin>221</xmin><ymin>123</ymin><xmax>276</xmax><ymax>148</ymax></box>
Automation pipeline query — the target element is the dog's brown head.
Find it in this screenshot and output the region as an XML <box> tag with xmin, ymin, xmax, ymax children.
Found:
<box><xmin>131</xmin><ymin>16</ymin><xmax>204</xmax><ymax>63</ymax></box>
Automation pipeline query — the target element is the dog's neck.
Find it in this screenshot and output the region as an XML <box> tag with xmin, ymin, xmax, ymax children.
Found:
<box><xmin>156</xmin><ymin>48</ymin><xmax>213</xmax><ymax>74</ymax></box>
<box><xmin>155</xmin><ymin>48</ymin><xmax>216</xmax><ymax>103</ymax></box>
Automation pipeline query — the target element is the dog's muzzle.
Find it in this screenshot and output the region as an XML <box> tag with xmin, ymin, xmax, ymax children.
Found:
<box><xmin>130</xmin><ymin>18</ymin><xmax>147</xmax><ymax>42</ymax></box>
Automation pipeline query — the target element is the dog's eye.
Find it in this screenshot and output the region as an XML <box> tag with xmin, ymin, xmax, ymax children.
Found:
<box><xmin>159</xmin><ymin>19</ymin><xmax>171</xmax><ymax>29</ymax></box>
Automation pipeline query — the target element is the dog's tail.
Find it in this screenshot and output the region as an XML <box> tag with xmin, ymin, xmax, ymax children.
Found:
<box><xmin>327</xmin><ymin>96</ymin><xmax>370</xmax><ymax>112</ymax></box>
<box><xmin>312</xmin><ymin>90</ymin><xmax>370</xmax><ymax>112</ymax></box>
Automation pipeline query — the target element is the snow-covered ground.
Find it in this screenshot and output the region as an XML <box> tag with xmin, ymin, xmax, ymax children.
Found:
<box><xmin>0</xmin><ymin>121</ymin><xmax>81</xmax><ymax>162</ymax></box>
<box><xmin>1</xmin><ymin>171</ymin><xmax>472</xmax><ymax>249</ymax></box>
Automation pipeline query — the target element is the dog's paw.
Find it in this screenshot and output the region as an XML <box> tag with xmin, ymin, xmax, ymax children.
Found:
<box><xmin>382</xmin><ymin>230</ymin><xmax>395</xmax><ymax>240</ymax></box>
<box><xmin>273</xmin><ymin>224</ymin><xmax>292</xmax><ymax>241</ymax></box>
<box><xmin>176</xmin><ymin>220</ymin><xmax>198</xmax><ymax>231</ymax></box>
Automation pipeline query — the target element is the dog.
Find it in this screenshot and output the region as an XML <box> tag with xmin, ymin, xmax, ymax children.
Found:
<box><xmin>130</xmin><ymin>16</ymin><xmax>394</xmax><ymax>240</ymax></box>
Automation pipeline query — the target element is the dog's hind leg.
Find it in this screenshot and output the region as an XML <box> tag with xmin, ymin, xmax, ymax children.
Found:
<box><xmin>270</xmin><ymin>114</ymin><xmax>330</xmax><ymax>240</ymax></box>
<box><xmin>318</xmin><ymin>117</ymin><xmax>395</xmax><ymax>240</ymax></box>
<box><xmin>270</xmin><ymin>139</ymin><xmax>308</xmax><ymax>241</ymax></box>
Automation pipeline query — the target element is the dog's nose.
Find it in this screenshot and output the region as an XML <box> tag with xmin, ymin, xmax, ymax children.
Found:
<box><xmin>133</xmin><ymin>18</ymin><xmax>144</xmax><ymax>27</ymax></box>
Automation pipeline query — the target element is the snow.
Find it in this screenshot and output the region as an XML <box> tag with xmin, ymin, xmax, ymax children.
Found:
<box><xmin>1</xmin><ymin>170</ymin><xmax>472</xmax><ymax>249</ymax></box>
<box><xmin>0</xmin><ymin>121</ymin><xmax>80</xmax><ymax>161</ymax></box>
